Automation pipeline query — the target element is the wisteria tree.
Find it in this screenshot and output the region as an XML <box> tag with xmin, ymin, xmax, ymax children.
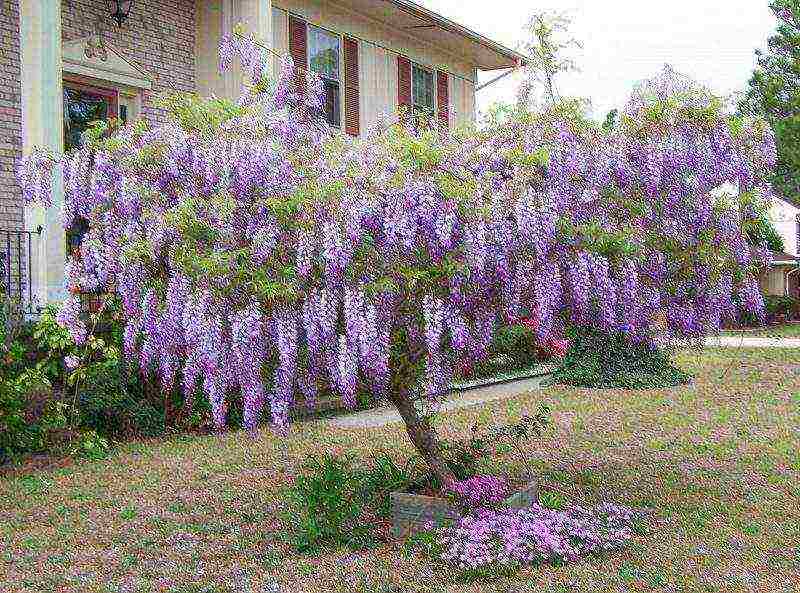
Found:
<box><xmin>19</xmin><ymin>35</ymin><xmax>775</xmax><ymax>487</ymax></box>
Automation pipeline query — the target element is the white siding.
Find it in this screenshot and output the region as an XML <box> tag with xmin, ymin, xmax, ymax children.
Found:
<box><xmin>769</xmin><ymin>197</ymin><xmax>799</xmax><ymax>256</ymax></box>
<box><xmin>449</xmin><ymin>75</ymin><xmax>476</xmax><ymax>129</ymax></box>
<box><xmin>359</xmin><ymin>42</ymin><xmax>398</xmax><ymax>133</ymax></box>
<box><xmin>272</xmin><ymin>7</ymin><xmax>289</xmax><ymax>77</ymax></box>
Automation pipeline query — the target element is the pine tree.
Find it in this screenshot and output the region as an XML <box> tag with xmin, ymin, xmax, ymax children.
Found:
<box><xmin>740</xmin><ymin>0</ymin><xmax>800</xmax><ymax>203</ymax></box>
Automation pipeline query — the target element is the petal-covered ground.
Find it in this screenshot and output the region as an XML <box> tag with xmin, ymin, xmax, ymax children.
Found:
<box><xmin>1</xmin><ymin>347</ymin><xmax>798</xmax><ymax>592</ymax></box>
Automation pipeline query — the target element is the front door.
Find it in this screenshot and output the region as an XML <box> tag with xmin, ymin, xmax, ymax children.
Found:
<box><xmin>63</xmin><ymin>82</ymin><xmax>119</xmax><ymax>152</ymax></box>
<box><xmin>63</xmin><ymin>81</ymin><xmax>119</xmax><ymax>312</ymax></box>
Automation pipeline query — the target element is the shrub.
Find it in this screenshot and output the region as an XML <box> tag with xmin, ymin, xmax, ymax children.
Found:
<box><xmin>1</xmin><ymin>300</ymin><xmax>174</xmax><ymax>462</ymax></box>
<box><xmin>0</xmin><ymin>378</ymin><xmax>69</xmax><ymax>462</ymax></box>
<box><xmin>75</xmin><ymin>360</ymin><xmax>165</xmax><ymax>439</ymax></box>
<box><xmin>282</xmin><ymin>451</ymin><xmax>415</xmax><ymax>554</ymax></box>
<box><xmin>764</xmin><ymin>295</ymin><xmax>799</xmax><ymax>322</ymax></box>
<box><xmin>461</xmin><ymin>320</ymin><xmax>569</xmax><ymax>380</ymax></box>
<box><xmin>553</xmin><ymin>328</ymin><xmax>692</xmax><ymax>389</ymax></box>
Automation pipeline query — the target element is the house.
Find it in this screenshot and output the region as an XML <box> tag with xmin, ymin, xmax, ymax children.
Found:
<box><xmin>760</xmin><ymin>195</ymin><xmax>800</xmax><ymax>298</ymax></box>
<box><xmin>0</xmin><ymin>0</ymin><xmax>523</xmax><ymax>309</ymax></box>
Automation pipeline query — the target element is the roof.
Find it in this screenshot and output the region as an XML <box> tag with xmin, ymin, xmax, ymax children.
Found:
<box><xmin>776</xmin><ymin>191</ymin><xmax>800</xmax><ymax>210</ymax></box>
<box><xmin>343</xmin><ymin>0</ymin><xmax>527</xmax><ymax>70</ymax></box>
<box><xmin>770</xmin><ymin>250</ymin><xmax>799</xmax><ymax>266</ymax></box>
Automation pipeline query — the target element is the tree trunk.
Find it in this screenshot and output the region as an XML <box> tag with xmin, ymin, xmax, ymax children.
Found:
<box><xmin>387</xmin><ymin>310</ymin><xmax>457</xmax><ymax>491</ymax></box>
<box><xmin>387</xmin><ymin>388</ymin><xmax>456</xmax><ymax>490</ymax></box>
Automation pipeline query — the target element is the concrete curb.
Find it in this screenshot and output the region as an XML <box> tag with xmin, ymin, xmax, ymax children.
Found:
<box><xmin>329</xmin><ymin>373</ymin><xmax>552</xmax><ymax>429</ymax></box>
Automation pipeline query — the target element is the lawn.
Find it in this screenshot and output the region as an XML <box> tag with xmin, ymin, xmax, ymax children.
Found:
<box><xmin>1</xmin><ymin>347</ymin><xmax>799</xmax><ymax>592</ymax></box>
<box><xmin>721</xmin><ymin>323</ymin><xmax>800</xmax><ymax>338</ymax></box>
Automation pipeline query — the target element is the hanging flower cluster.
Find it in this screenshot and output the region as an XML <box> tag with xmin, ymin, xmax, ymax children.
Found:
<box><xmin>18</xmin><ymin>35</ymin><xmax>775</xmax><ymax>434</ymax></box>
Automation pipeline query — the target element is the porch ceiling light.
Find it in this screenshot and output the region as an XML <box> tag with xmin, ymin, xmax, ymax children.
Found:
<box><xmin>106</xmin><ymin>0</ymin><xmax>134</xmax><ymax>27</ymax></box>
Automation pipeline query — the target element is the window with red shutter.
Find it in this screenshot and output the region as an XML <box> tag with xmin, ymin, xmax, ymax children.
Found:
<box><xmin>343</xmin><ymin>37</ymin><xmax>360</xmax><ymax>136</ymax></box>
<box><xmin>437</xmin><ymin>71</ymin><xmax>449</xmax><ymax>129</ymax></box>
<box><xmin>398</xmin><ymin>56</ymin><xmax>412</xmax><ymax>110</ymax></box>
<box><xmin>288</xmin><ymin>16</ymin><xmax>307</xmax><ymax>95</ymax></box>
<box><xmin>308</xmin><ymin>25</ymin><xmax>343</xmax><ymax>128</ymax></box>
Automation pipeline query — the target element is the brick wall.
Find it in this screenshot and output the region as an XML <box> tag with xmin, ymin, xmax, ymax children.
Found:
<box><xmin>0</xmin><ymin>0</ymin><xmax>197</xmax><ymax>229</ymax></box>
<box><xmin>0</xmin><ymin>0</ymin><xmax>22</xmax><ymax>230</ymax></box>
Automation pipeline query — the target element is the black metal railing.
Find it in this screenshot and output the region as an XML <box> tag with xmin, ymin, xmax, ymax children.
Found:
<box><xmin>1</xmin><ymin>226</ymin><xmax>43</xmax><ymax>314</ymax></box>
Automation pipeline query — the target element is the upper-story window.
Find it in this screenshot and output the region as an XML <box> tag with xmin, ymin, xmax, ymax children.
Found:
<box><xmin>412</xmin><ymin>63</ymin><xmax>435</xmax><ymax>118</ymax></box>
<box><xmin>308</xmin><ymin>25</ymin><xmax>342</xmax><ymax>128</ymax></box>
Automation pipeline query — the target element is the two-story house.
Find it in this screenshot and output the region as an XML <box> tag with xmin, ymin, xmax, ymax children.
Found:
<box><xmin>0</xmin><ymin>0</ymin><xmax>523</xmax><ymax>309</ymax></box>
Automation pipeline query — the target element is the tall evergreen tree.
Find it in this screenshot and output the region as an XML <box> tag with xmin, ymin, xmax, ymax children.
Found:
<box><xmin>740</xmin><ymin>0</ymin><xmax>800</xmax><ymax>203</ymax></box>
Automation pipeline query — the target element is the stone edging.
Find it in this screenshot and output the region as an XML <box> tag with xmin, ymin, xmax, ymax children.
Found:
<box><xmin>391</xmin><ymin>480</ymin><xmax>538</xmax><ymax>539</ymax></box>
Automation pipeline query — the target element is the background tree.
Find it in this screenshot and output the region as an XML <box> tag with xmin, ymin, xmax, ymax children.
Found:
<box><xmin>517</xmin><ymin>11</ymin><xmax>584</xmax><ymax>109</ymax></box>
<box><xmin>602</xmin><ymin>109</ymin><xmax>619</xmax><ymax>131</ymax></box>
<box><xmin>746</xmin><ymin>215</ymin><xmax>787</xmax><ymax>252</ymax></box>
<box><xmin>739</xmin><ymin>0</ymin><xmax>800</xmax><ymax>202</ymax></box>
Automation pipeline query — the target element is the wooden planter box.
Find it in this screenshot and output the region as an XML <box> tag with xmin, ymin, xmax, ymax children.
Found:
<box><xmin>390</xmin><ymin>480</ymin><xmax>538</xmax><ymax>539</ymax></box>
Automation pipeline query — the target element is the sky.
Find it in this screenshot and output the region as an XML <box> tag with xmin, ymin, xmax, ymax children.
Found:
<box><xmin>417</xmin><ymin>0</ymin><xmax>779</xmax><ymax>120</ymax></box>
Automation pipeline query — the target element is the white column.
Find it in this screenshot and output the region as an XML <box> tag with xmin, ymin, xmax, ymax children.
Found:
<box><xmin>228</xmin><ymin>0</ymin><xmax>273</xmax><ymax>95</ymax></box>
<box><xmin>195</xmin><ymin>0</ymin><xmax>273</xmax><ymax>101</ymax></box>
<box><xmin>20</xmin><ymin>0</ymin><xmax>66</xmax><ymax>306</ymax></box>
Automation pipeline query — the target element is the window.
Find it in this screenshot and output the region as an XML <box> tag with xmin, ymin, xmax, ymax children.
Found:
<box><xmin>412</xmin><ymin>64</ymin><xmax>435</xmax><ymax>117</ymax></box>
<box><xmin>62</xmin><ymin>82</ymin><xmax>119</xmax><ymax>264</ymax></box>
<box><xmin>63</xmin><ymin>84</ymin><xmax>118</xmax><ymax>152</ymax></box>
<box><xmin>308</xmin><ymin>25</ymin><xmax>342</xmax><ymax>128</ymax></box>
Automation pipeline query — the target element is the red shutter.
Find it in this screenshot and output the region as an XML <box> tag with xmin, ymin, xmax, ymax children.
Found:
<box><xmin>398</xmin><ymin>56</ymin><xmax>412</xmax><ymax>110</ymax></box>
<box><xmin>437</xmin><ymin>71</ymin><xmax>449</xmax><ymax>129</ymax></box>
<box><xmin>289</xmin><ymin>16</ymin><xmax>307</xmax><ymax>94</ymax></box>
<box><xmin>343</xmin><ymin>37</ymin><xmax>360</xmax><ymax>136</ymax></box>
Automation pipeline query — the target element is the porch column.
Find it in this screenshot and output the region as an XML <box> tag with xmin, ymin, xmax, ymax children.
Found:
<box><xmin>19</xmin><ymin>0</ymin><xmax>66</xmax><ymax>305</ymax></box>
<box><xmin>196</xmin><ymin>0</ymin><xmax>273</xmax><ymax>101</ymax></box>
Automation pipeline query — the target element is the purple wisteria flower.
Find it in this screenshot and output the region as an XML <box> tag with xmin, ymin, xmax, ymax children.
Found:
<box><xmin>17</xmin><ymin>42</ymin><xmax>776</xmax><ymax>435</ymax></box>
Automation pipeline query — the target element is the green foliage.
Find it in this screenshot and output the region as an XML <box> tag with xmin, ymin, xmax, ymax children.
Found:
<box><xmin>539</xmin><ymin>489</ymin><xmax>567</xmax><ymax>510</ymax></box>
<box><xmin>155</xmin><ymin>93</ymin><xmax>245</xmax><ymax>135</ymax></box>
<box><xmin>745</xmin><ymin>215</ymin><xmax>786</xmax><ymax>252</ymax></box>
<box><xmin>764</xmin><ymin>295</ymin><xmax>800</xmax><ymax>321</ymax></box>
<box><xmin>603</xmin><ymin>109</ymin><xmax>619</xmax><ymax>130</ymax></box>
<box><xmin>282</xmin><ymin>452</ymin><xmax>410</xmax><ymax>554</ymax></box>
<box><xmin>740</xmin><ymin>0</ymin><xmax>800</xmax><ymax>199</ymax></box>
<box><xmin>460</xmin><ymin>322</ymin><xmax>551</xmax><ymax>381</ymax></box>
<box><xmin>0</xmin><ymin>380</ymin><xmax>68</xmax><ymax>463</ymax></box>
<box><xmin>553</xmin><ymin>328</ymin><xmax>692</xmax><ymax>389</ymax></box>
<box><xmin>0</xmin><ymin>301</ymin><xmax>179</xmax><ymax>464</ymax></box>
<box><xmin>402</xmin><ymin>526</ymin><xmax>445</xmax><ymax>559</ymax></box>
<box><xmin>75</xmin><ymin>360</ymin><xmax>164</xmax><ymax>439</ymax></box>
<box><xmin>68</xmin><ymin>430</ymin><xmax>110</xmax><ymax>461</ymax></box>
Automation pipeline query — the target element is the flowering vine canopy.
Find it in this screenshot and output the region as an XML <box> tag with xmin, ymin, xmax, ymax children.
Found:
<box><xmin>19</xmin><ymin>33</ymin><xmax>776</xmax><ymax>434</ymax></box>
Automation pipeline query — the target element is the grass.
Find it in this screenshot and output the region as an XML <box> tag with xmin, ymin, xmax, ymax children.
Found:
<box><xmin>720</xmin><ymin>323</ymin><xmax>800</xmax><ymax>338</ymax></box>
<box><xmin>1</xmin><ymin>347</ymin><xmax>799</xmax><ymax>592</ymax></box>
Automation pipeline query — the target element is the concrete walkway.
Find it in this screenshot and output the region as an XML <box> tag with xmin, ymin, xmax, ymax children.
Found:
<box><xmin>329</xmin><ymin>374</ymin><xmax>551</xmax><ymax>429</ymax></box>
<box><xmin>704</xmin><ymin>336</ymin><xmax>800</xmax><ymax>349</ymax></box>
